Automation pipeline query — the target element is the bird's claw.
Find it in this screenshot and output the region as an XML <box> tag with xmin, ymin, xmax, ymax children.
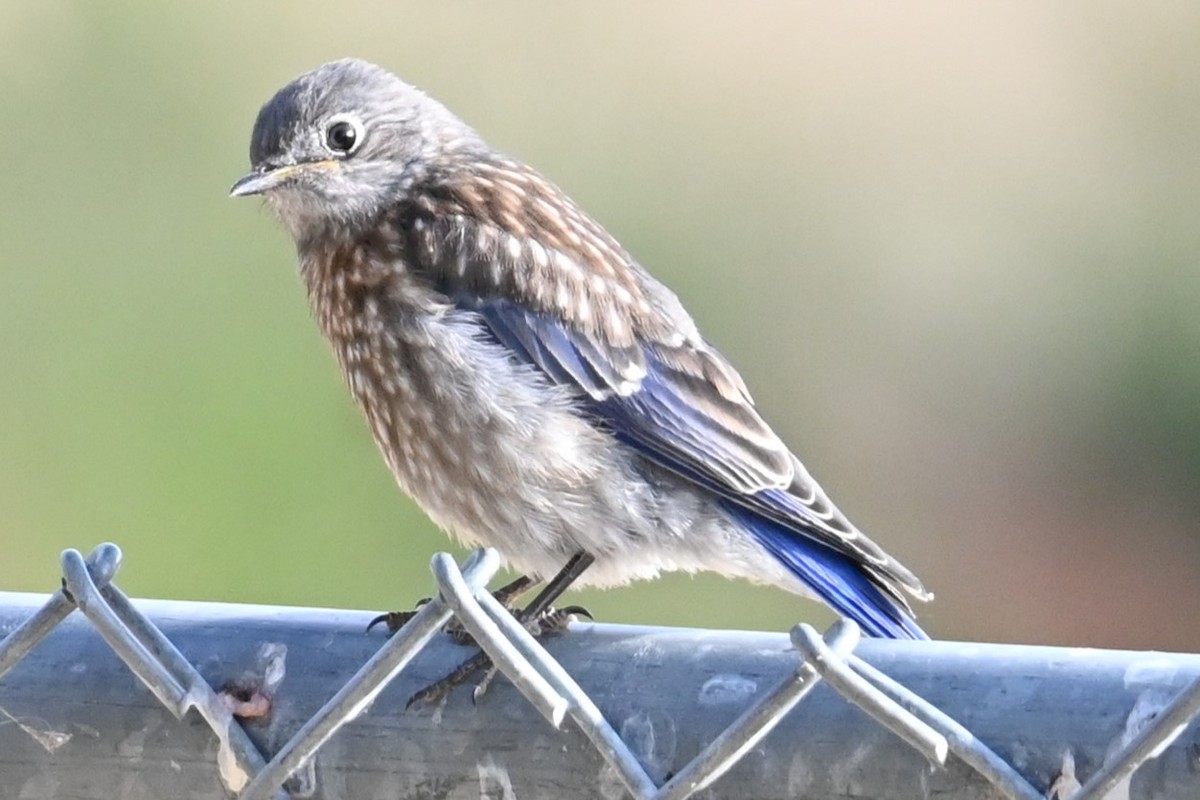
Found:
<box><xmin>405</xmin><ymin>649</ymin><xmax>491</xmax><ymax>710</ymax></box>
<box><xmin>366</xmin><ymin>597</ymin><xmax>432</xmax><ymax>634</ymax></box>
<box><xmin>529</xmin><ymin>604</ymin><xmax>592</xmax><ymax>634</ymax></box>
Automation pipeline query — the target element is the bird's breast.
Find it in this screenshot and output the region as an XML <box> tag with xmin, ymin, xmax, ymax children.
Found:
<box><xmin>301</xmin><ymin>245</ymin><xmax>618</xmax><ymax>556</ymax></box>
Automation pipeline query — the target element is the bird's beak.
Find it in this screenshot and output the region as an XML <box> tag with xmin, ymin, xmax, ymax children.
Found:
<box><xmin>229</xmin><ymin>161</ymin><xmax>337</xmax><ymax>197</ymax></box>
<box><xmin>229</xmin><ymin>164</ymin><xmax>303</xmax><ymax>197</ymax></box>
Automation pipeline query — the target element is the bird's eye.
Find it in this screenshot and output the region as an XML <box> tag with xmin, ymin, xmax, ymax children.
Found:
<box><xmin>324</xmin><ymin>116</ymin><xmax>363</xmax><ymax>155</ymax></box>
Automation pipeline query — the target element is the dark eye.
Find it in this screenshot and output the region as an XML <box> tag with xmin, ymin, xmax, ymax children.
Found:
<box><xmin>324</xmin><ymin>118</ymin><xmax>361</xmax><ymax>154</ymax></box>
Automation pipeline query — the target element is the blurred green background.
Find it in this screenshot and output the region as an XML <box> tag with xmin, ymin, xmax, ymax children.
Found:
<box><xmin>1</xmin><ymin>3</ymin><xmax>1197</xmax><ymax>651</ymax></box>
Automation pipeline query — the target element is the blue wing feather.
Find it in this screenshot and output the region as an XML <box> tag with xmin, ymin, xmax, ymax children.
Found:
<box><xmin>462</xmin><ymin>298</ymin><xmax>926</xmax><ymax>639</ymax></box>
<box><xmin>599</xmin><ymin>356</ymin><xmax>785</xmax><ymax>493</ymax></box>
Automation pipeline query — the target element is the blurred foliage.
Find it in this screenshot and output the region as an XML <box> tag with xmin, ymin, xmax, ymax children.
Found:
<box><xmin>0</xmin><ymin>3</ymin><xmax>1197</xmax><ymax>650</ymax></box>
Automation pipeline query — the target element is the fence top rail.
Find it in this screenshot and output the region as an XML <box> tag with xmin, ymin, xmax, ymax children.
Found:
<box><xmin>4</xmin><ymin>589</ymin><xmax>1198</xmax><ymax>670</ymax></box>
<box><xmin>2</xmin><ymin>572</ymin><xmax>1199</xmax><ymax>800</ymax></box>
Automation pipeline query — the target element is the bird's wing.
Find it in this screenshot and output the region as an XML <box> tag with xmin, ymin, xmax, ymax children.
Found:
<box><xmin>403</xmin><ymin>157</ymin><xmax>929</xmax><ymax>612</ymax></box>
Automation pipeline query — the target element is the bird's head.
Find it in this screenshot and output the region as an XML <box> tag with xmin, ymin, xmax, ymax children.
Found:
<box><xmin>230</xmin><ymin>58</ymin><xmax>480</xmax><ymax>244</ymax></box>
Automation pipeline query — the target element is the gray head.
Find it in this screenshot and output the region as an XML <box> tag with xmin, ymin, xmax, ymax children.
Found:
<box><xmin>230</xmin><ymin>58</ymin><xmax>482</xmax><ymax>243</ymax></box>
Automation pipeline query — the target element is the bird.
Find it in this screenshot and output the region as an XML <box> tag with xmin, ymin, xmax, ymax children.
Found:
<box><xmin>231</xmin><ymin>58</ymin><xmax>932</xmax><ymax>640</ymax></box>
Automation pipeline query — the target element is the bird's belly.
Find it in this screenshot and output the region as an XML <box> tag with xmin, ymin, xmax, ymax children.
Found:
<box><xmin>338</xmin><ymin>311</ymin><xmax>640</xmax><ymax>572</ymax></box>
<box><xmin>333</xmin><ymin>309</ymin><xmax>797</xmax><ymax>591</ymax></box>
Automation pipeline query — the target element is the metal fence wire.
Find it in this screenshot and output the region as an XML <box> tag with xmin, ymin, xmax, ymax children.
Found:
<box><xmin>1</xmin><ymin>543</ymin><xmax>1199</xmax><ymax>799</ymax></box>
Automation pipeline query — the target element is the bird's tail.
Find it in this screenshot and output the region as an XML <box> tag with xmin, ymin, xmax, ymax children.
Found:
<box><xmin>722</xmin><ymin>502</ymin><xmax>929</xmax><ymax>640</ymax></box>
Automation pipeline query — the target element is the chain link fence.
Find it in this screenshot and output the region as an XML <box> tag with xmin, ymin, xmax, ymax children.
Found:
<box><xmin>1</xmin><ymin>543</ymin><xmax>1198</xmax><ymax>799</ymax></box>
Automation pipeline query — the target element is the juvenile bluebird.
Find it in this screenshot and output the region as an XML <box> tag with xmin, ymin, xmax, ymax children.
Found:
<box><xmin>231</xmin><ymin>59</ymin><xmax>932</xmax><ymax>639</ymax></box>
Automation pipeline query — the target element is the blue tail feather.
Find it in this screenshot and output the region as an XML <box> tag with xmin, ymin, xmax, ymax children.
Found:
<box><xmin>722</xmin><ymin>502</ymin><xmax>928</xmax><ymax>640</ymax></box>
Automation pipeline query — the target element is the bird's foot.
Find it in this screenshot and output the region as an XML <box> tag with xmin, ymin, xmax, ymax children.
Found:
<box><xmin>366</xmin><ymin>574</ymin><xmax>536</xmax><ymax>640</ymax></box>
<box><xmin>406</xmin><ymin>604</ymin><xmax>591</xmax><ymax>709</ymax></box>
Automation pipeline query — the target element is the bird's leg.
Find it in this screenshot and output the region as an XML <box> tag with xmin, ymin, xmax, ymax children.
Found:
<box><xmin>407</xmin><ymin>550</ymin><xmax>596</xmax><ymax>708</ymax></box>
<box><xmin>510</xmin><ymin>550</ymin><xmax>595</xmax><ymax>627</ymax></box>
<box><xmin>367</xmin><ymin>573</ymin><xmax>537</xmax><ymax>635</ymax></box>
